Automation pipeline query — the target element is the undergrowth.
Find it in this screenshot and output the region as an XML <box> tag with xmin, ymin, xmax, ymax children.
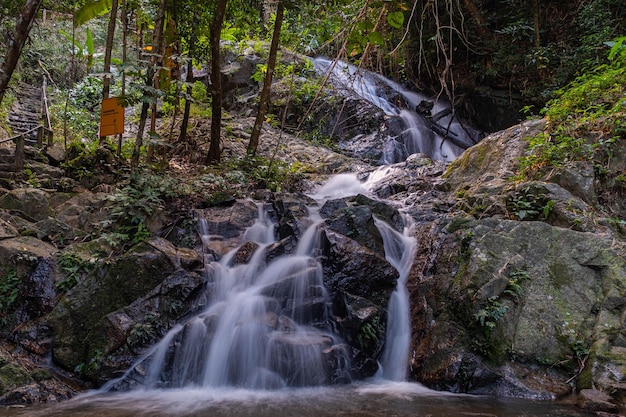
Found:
<box><xmin>516</xmin><ymin>37</ymin><xmax>626</xmax><ymax>179</ymax></box>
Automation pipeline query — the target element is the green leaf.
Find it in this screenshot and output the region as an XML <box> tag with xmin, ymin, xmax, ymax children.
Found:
<box><xmin>59</xmin><ymin>29</ymin><xmax>84</xmax><ymax>56</ymax></box>
<box><xmin>387</xmin><ymin>11</ymin><xmax>405</xmax><ymax>29</ymax></box>
<box><xmin>85</xmin><ymin>27</ymin><xmax>95</xmax><ymax>55</ymax></box>
<box><xmin>74</xmin><ymin>0</ymin><xmax>113</xmax><ymax>27</ymax></box>
<box><xmin>368</xmin><ymin>31</ymin><xmax>385</xmax><ymax>46</ymax></box>
<box><xmin>606</xmin><ymin>36</ymin><xmax>626</xmax><ymax>61</ymax></box>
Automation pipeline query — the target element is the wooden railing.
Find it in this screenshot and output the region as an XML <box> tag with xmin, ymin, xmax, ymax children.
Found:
<box><xmin>0</xmin><ymin>76</ymin><xmax>54</xmax><ymax>171</ymax></box>
<box><xmin>0</xmin><ymin>125</ymin><xmax>51</xmax><ymax>170</ymax></box>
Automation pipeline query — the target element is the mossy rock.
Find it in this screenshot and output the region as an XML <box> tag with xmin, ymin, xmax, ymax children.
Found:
<box><xmin>0</xmin><ymin>363</ymin><xmax>30</xmax><ymax>394</ymax></box>
<box><xmin>49</xmin><ymin>239</ymin><xmax>178</xmax><ymax>374</ymax></box>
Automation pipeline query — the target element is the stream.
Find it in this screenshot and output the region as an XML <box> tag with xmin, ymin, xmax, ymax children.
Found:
<box><xmin>0</xmin><ymin>382</ymin><xmax>594</xmax><ymax>417</ymax></box>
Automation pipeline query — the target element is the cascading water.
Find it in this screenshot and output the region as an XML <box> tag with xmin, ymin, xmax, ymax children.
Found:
<box><xmin>104</xmin><ymin>171</ymin><xmax>417</xmax><ymax>392</ymax></box>
<box><xmin>313</xmin><ymin>57</ymin><xmax>481</xmax><ymax>163</ymax></box>
<box><xmin>135</xmin><ymin>204</ymin><xmax>350</xmax><ymax>389</ymax></box>
<box><xmin>374</xmin><ymin>217</ymin><xmax>416</xmax><ymax>381</ymax></box>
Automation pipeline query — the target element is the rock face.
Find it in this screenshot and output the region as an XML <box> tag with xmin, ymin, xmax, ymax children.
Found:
<box><xmin>385</xmin><ymin>119</ymin><xmax>626</xmax><ymax>407</ymax></box>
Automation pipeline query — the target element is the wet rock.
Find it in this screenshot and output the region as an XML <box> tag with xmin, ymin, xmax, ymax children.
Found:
<box><xmin>0</xmin><ymin>218</ymin><xmax>18</xmax><ymax>239</ymax></box>
<box><xmin>197</xmin><ymin>199</ymin><xmax>262</xmax><ymax>256</ymax></box>
<box><xmin>546</xmin><ymin>161</ymin><xmax>597</xmax><ymax>205</ymax></box>
<box><xmin>333</xmin><ymin>292</ymin><xmax>386</xmax><ymax>377</ymax></box>
<box><xmin>321</xmin><ymin>228</ymin><xmax>398</xmax><ymax>306</ymax></box>
<box><xmin>265</xmin><ymin>236</ymin><xmax>297</xmax><ymax>261</ymax></box>
<box><xmin>408</xmin><ymin>215</ymin><xmax>626</xmax><ymax>400</ymax></box>
<box><xmin>267</xmin><ymin>331</ymin><xmax>334</xmax><ymax>386</ymax></box>
<box><xmin>325</xmin><ymin>204</ymin><xmax>383</xmax><ymax>254</ymax></box>
<box><xmin>233</xmin><ymin>241</ymin><xmax>260</xmax><ymax>264</ymax></box>
<box><xmin>273</xmin><ymin>192</ymin><xmax>314</xmax><ymax>240</ymax></box>
<box><xmin>54</xmin><ymin>191</ymin><xmax>110</xmax><ymax>231</ymax></box>
<box><xmin>145</xmin><ymin>237</ymin><xmax>202</xmax><ymax>270</ymax></box>
<box><xmin>0</xmin><ymin>237</ymin><xmax>57</xmax><ymax>333</ymax></box>
<box><xmin>34</xmin><ymin>217</ymin><xmax>85</xmax><ymax>246</ymax></box>
<box><xmin>577</xmin><ymin>389</ymin><xmax>619</xmax><ymax>413</ymax></box>
<box><xmin>0</xmin><ymin>345</ymin><xmax>80</xmax><ymax>406</ymax></box>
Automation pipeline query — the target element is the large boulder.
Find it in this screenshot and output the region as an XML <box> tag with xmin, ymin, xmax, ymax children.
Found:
<box><xmin>0</xmin><ymin>188</ymin><xmax>53</xmax><ymax>221</ymax></box>
<box><xmin>47</xmin><ymin>238</ymin><xmax>190</xmax><ymax>377</ymax></box>
<box><xmin>403</xmin><ymin>116</ymin><xmax>626</xmax><ymax>406</ymax></box>
<box><xmin>0</xmin><ymin>236</ymin><xmax>58</xmax><ymax>334</ymax></box>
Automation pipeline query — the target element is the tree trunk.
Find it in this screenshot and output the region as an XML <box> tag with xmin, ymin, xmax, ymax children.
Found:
<box><xmin>0</xmin><ymin>0</ymin><xmax>44</xmax><ymax>106</ymax></box>
<box><xmin>206</xmin><ymin>0</ymin><xmax>228</xmax><ymax>165</ymax></box>
<box><xmin>100</xmin><ymin>0</ymin><xmax>119</xmax><ymax>144</ymax></box>
<box><xmin>117</xmin><ymin>0</ymin><xmax>128</xmax><ymax>157</ymax></box>
<box><xmin>131</xmin><ymin>0</ymin><xmax>167</xmax><ymax>171</ymax></box>
<box><xmin>179</xmin><ymin>12</ymin><xmax>198</xmax><ymax>145</ymax></box>
<box><xmin>247</xmin><ymin>0</ymin><xmax>284</xmax><ymax>156</ymax></box>
<box><xmin>461</xmin><ymin>0</ymin><xmax>491</xmax><ymax>39</ymax></box>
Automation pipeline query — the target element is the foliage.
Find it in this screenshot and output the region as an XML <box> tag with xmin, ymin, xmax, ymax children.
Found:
<box><xmin>504</xmin><ymin>269</ymin><xmax>529</xmax><ymax>300</ymax></box>
<box><xmin>558</xmin><ymin>315</ymin><xmax>590</xmax><ymax>360</ymax></box>
<box><xmin>75</xmin><ymin>349</ymin><xmax>104</xmax><ymax>375</ymax></box>
<box><xmin>126</xmin><ymin>315</ymin><xmax>159</xmax><ymax>348</ymax></box>
<box><xmin>506</xmin><ymin>184</ymin><xmax>554</xmax><ymax>221</ymax></box>
<box><xmin>0</xmin><ymin>269</ymin><xmax>20</xmax><ymax>313</ymax></box>
<box><xmin>516</xmin><ymin>37</ymin><xmax>626</xmax><ymax>179</ymax></box>
<box><xmin>474</xmin><ymin>296</ymin><xmax>509</xmax><ymax>333</ymax></box>
<box><xmin>226</xmin><ymin>154</ymin><xmax>291</xmax><ymax>192</ymax></box>
<box><xmin>56</xmin><ymin>252</ymin><xmax>96</xmax><ymax>293</ymax></box>
<box><xmin>73</xmin><ymin>0</ymin><xmax>113</xmax><ymax>27</ymax></box>
<box><xmin>102</xmin><ymin>171</ymin><xmax>181</xmax><ymax>245</ymax></box>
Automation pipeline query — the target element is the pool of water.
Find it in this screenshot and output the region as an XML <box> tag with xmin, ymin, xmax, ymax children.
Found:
<box><xmin>1</xmin><ymin>382</ymin><xmax>595</xmax><ymax>417</ymax></box>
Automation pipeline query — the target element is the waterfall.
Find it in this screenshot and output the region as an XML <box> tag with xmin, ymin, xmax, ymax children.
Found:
<box><xmin>374</xmin><ymin>217</ymin><xmax>417</xmax><ymax>381</ymax></box>
<box><xmin>313</xmin><ymin>57</ymin><xmax>480</xmax><ymax>163</ymax></box>
<box><xmin>135</xmin><ymin>204</ymin><xmax>351</xmax><ymax>389</ymax></box>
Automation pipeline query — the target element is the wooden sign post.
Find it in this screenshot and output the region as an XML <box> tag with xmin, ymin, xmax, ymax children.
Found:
<box><xmin>99</xmin><ymin>97</ymin><xmax>125</xmax><ymax>137</ymax></box>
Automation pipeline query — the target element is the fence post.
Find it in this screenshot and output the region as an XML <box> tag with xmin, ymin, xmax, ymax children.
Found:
<box><xmin>14</xmin><ymin>135</ymin><xmax>24</xmax><ymax>170</ymax></box>
<box><xmin>37</xmin><ymin>126</ymin><xmax>44</xmax><ymax>147</ymax></box>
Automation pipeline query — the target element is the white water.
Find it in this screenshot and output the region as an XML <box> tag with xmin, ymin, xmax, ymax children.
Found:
<box><xmin>313</xmin><ymin>57</ymin><xmax>479</xmax><ymax>163</ymax></box>
<box><xmin>375</xmin><ymin>218</ymin><xmax>417</xmax><ymax>381</ymax></box>
<box><xmin>134</xmin><ymin>204</ymin><xmax>348</xmax><ymax>389</ymax></box>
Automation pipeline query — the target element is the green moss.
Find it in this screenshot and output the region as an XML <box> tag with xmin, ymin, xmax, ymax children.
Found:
<box><xmin>0</xmin><ymin>364</ymin><xmax>30</xmax><ymax>393</ymax></box>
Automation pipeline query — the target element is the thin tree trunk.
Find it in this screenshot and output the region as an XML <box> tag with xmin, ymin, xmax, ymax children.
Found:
<box><xmin>131</xmin><ymin>0</ymin><xmax>167</xmax><ymax>171</ymax></box>
<box><xmin>179</xmin><ymin>12</ymin><xmax>198</xmax><ymax>145</ymax></box>
<box><xmin>247</xmin><ymin>0</ymin><xmax>284</xmax><ymax>156</ymax></box>
<box><xmin>100</xmin><ymin>0</ymin><xmax>119</xmax><ymax>144</ymax></box>
<box><xmin>461</xmin><ymin>0</ymin><xmax>491</xmax><ymax>38</ymax></box>
<box><xmin>117</xmin><ymin>0</ymin><xmax>128</xmax><ymax>157</ymax></box>
<box><xmin>64</xmin><ymin>3</ymin><xmax>77</xmax><ymax>150</ymax></box>
<box><xmin>0</xmin><ymin>0</ymin><xmax>44</xmax><ymax>106</ymax></box>
<box><xmin>206</xmin><ymin>0</ymin><xmax>228</xmax><ymax>165</ymax></box>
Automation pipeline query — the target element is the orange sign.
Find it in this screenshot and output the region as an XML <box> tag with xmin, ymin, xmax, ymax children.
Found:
<box><xmin>100</xmin><ymin>97</ymin><xmax>125</xmax><ymax>136</ymax></box>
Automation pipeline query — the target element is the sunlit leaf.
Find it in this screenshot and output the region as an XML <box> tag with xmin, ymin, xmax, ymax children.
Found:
<box><xmin>74</xmin><ymin>0</ymin><xmax>113</xmax><ymax>27</ymax></box>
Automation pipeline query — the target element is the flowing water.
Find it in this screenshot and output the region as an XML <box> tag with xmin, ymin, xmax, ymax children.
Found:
<box><xmin>0</xmin><ymin>174</ymin><xmax>594</xmax><ymax>416</ymax></box>
<box><xmin>0</xmin><ymin>65</ymin><xmax>595</xmax><ymax>417</ymax></box>
<box><xmin>312</xmin><ymin>57</ymin><xmax>481</xmax><ymax>163</ymax></box>
<box><xmin>0</xmin><ymin>382</ymin><xmax>594</xmax><ymax>417</ymax></box>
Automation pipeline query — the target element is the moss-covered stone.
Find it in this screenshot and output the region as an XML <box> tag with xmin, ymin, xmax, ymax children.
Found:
<box><xmin>0</xmin><ymin>364</ymin><xmax>30</xmax><ymax>394</ymax></box>
<box><xmin>48</xmin><ymin>239</ymin><xmax>178</xmax><ymax>375</ymax></box>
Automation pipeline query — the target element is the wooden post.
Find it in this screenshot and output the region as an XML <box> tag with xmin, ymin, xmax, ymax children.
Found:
<box><xmin>37</xmin><ymin>126</ymin><xmax>44</xmax><ymax>147</ymax></box>
<box><xmin>14</xmin><ymin>135</ymin><xmax>25</xmax><ymax>170</ymax></box>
